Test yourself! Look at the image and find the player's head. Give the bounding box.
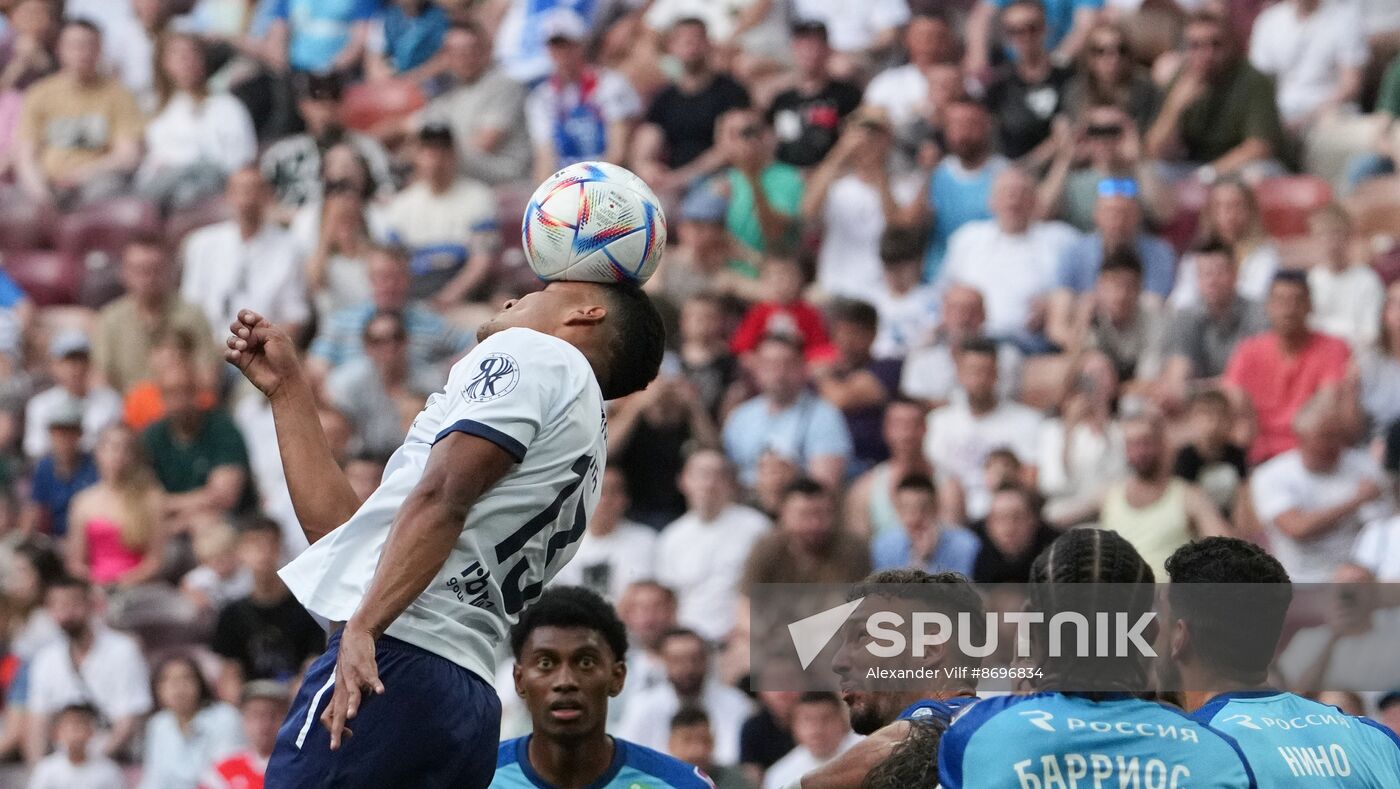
[1162,537,1291,690]
[860,718,947,789]
[510,586,629,741]
[477,282,666,400]
[832,569,985,734]
[1028,528,1156,692]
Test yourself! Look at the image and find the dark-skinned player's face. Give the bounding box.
[514,626,626,740]
[476,282,607,343]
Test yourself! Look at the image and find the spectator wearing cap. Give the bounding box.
[1145,11,1288,183]
[525,8,642,184]
[263,0,376,74]
[259,72,395,213]
[22,331,121,461]
[802,106,921,303]
[812,299,902,473]
[768,21,861,169]
[19,398,97,539]
[925,337,1043,522]
[869,225,940,360]
[715,107,804,263]
[180,167,310,345]
[307,244,472,377]
[324,310,443,457]
[1248,0,1367,136]
[413,22,531,185]
[14,19,143,207]
[977,0,1074,168]
[383,124,499,308]
[911,99,1008,281]
[93,235,218,395]
[201,680,291,789]
[1038,103,1172,234]
[633,18,751,196]
[938,166,1079,352]
[1224,271,1355,465]
[723,334,853,490]
[136,31,258,215]
[966,0,1102,77]
[646,189,763,304]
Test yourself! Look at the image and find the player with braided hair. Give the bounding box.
[938,528,1258,788]
[1167,537,1400,786]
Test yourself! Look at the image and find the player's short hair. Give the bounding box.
[1270,268,1310,297]
[510,586,629,662]
[1188,237,1235,264]
[861,719,947,789]
[879,225,928,266]
[1099,248,1143,280]
[598,283,666,400]
[1165,537,1291,682]
[782,477,829,505]
[56,702,100,722]
[957,336,999,361]
[828,298,879,331]
[670,706,710,730]
[895,474,936,496]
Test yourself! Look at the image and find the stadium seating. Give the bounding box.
[2,249,83,306]
[340,77,425,135]
[55,197,162,308]
[0,197,58,251]
[1255,175,1333,239]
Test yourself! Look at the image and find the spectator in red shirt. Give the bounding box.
[730,252,830,360]
[1223,270,1356,465]
[201,679,289,789]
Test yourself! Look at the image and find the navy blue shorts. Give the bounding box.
[266,629,501,789]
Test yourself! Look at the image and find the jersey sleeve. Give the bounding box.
[433,330,569,462]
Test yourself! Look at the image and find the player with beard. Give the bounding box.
[794,569,981,789]
[1165,537,1400,785]
[491,586,712,788]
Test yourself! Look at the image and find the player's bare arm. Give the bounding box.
[226,309,360,543]
[323,431,515,749]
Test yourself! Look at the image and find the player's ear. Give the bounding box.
[513,662,526,697]
[608,660,627,698]
[1168,618,1190,662]
[562,303,608,327]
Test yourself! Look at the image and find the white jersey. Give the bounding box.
[279,328,607,683]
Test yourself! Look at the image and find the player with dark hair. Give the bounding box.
[938,529,1258,788]
[1166,537,1400,785]
[492,586,712,788]
[800,569,981,789]
[223,280,665,787]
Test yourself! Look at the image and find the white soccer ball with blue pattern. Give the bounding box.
[522,161,668,286]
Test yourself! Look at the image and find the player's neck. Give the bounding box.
[1180,668,1272,712]
[529,731,615,789]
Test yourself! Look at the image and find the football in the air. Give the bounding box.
[521,161,668,285]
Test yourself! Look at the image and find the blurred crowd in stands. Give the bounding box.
[2,0,1400,786]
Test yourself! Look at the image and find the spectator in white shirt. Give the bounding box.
[383,124,499,308]
[938,167,1079,351]
[1252,390,1394,583]
[656,449,770,641]
[761,692,863,789]
[863,10,959,136]
[792,0,910,75]
[22,331,121,461]
[24,576,152,765]
[1306,203,1383,351]
[137,31,257,213]
[925,337,1044,522]
[553,467,658,602]
[608,580,679,728]
[899,284,1022,408]
[139,654,244,789]
[616,628,754,765]
[26,703,123,789]
[869,226,940,361]
[1248,0,1368,133]
[181,167,310,344]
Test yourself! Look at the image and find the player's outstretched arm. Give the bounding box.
[226,309,360,544]
[324,431,515,749]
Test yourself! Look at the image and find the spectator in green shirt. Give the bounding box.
[714,108,804,274]
[141,358,253,521]
[1344,52,1400,190]
[1145,11,1288,184]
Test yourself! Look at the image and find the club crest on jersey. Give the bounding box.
[465,353,520,402]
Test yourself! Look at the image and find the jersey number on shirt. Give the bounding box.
[493,454,595,616]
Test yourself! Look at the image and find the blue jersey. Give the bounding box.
[492,735,714,789]
[939,693,1257,789]
[897,695,980,724]
[1193,690,1400,786]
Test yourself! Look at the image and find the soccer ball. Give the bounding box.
[522,161,668,286]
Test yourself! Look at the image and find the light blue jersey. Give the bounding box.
[939,692,1257,789]
[492,735,714,789]
[1193,690,1400,786]
[897,695,980,724]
